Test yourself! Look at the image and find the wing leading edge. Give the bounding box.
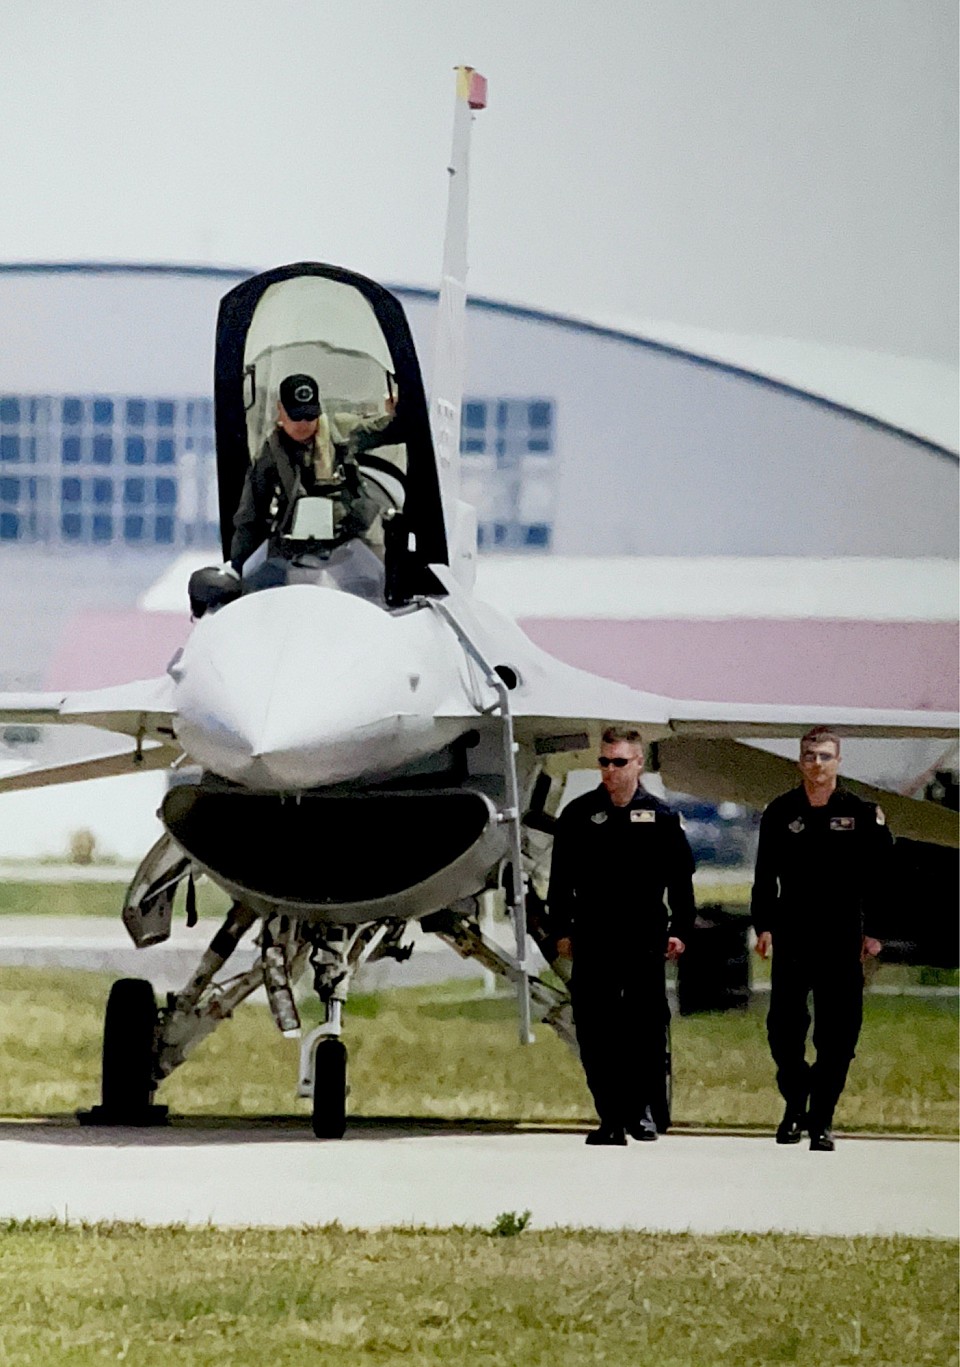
[0,675,179,795]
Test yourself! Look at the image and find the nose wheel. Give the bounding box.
[311,1038,348,1139]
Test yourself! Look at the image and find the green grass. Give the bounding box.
[0,968,955,1133]
[0,1222,954,1366]
[0,880,231,918]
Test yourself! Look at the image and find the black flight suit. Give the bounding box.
[750,784,894,1132]
[547,784,696,1131]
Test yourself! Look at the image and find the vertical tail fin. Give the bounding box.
[430,66,487,589]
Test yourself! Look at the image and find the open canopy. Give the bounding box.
[214,263,448,581]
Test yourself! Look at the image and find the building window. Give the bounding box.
[0,390,222,549]
[461,396,557,552]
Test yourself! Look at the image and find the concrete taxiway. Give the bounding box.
[0,1121,955,1238]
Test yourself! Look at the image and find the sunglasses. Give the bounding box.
[598,756,632,768]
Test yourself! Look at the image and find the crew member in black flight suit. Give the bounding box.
[752,725,893,1152]
[548,727,696,1147]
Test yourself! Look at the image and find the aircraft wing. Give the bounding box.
[508,688,957,846]
[429,576,958,844]
[0,737,180,795]
[654,735,957,846]
[0,675,179,795]
[0,675,176,739]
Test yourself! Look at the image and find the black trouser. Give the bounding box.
[767,952,864,1129]
[572,948,667,1129]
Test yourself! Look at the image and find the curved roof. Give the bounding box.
[1,261,956,457]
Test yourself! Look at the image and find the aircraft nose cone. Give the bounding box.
[174,586,439,788]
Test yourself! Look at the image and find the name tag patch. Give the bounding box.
[830,817,855,831]
[631,810,656,823]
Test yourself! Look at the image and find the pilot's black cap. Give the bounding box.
[279,374,321,420]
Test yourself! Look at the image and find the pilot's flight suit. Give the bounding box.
[229,424,384,575]
[750,784,894,1133]
[547,784,696,1132]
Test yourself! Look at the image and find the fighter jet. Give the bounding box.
[0,68,956,1138]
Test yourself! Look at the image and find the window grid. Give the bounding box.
[0,392,555,552]
[0,394,219,547]
[461,398,556,552]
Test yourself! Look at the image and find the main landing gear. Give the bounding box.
[79,977,168,1126]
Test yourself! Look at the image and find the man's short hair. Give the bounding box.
[800,725,841,754]
[601,726,643,748]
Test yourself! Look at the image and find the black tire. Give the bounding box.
[650,1007,672,1134]
[311,1038,347,1139]
[101,978,158,1116]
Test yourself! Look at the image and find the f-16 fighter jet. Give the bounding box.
[0,68,955,1138]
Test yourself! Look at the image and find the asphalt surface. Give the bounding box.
[0,1120,955,1236]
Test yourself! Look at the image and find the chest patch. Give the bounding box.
[591,812,607,824]
[631,810,656,823]
[788,818,804,834]
[830,816,855,831]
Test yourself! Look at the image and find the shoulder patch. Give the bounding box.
[876,806,886,826]
[631,810,656,823]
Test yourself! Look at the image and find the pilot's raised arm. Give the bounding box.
[329,394,400,457]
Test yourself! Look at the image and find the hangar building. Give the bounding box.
[0,263,955,857]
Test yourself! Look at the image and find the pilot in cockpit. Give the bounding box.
[226,373,398,592]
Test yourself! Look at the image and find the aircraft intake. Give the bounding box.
[161,783,507,923]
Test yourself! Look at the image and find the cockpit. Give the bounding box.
[211,264,447,612]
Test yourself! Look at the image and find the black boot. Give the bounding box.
[627,1105,658,1142]
[775,1102,807,1145]
[585,1123,627,1146]
[808,1125,835,1152]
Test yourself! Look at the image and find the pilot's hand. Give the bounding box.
[666,937,685,960]
[755,931,772,960]
[862,936,883,961]
[555,936,573,960]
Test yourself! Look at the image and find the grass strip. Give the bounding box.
[0,881,230,918]
[0,1222,955,1366]
[0,968,955,1134]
